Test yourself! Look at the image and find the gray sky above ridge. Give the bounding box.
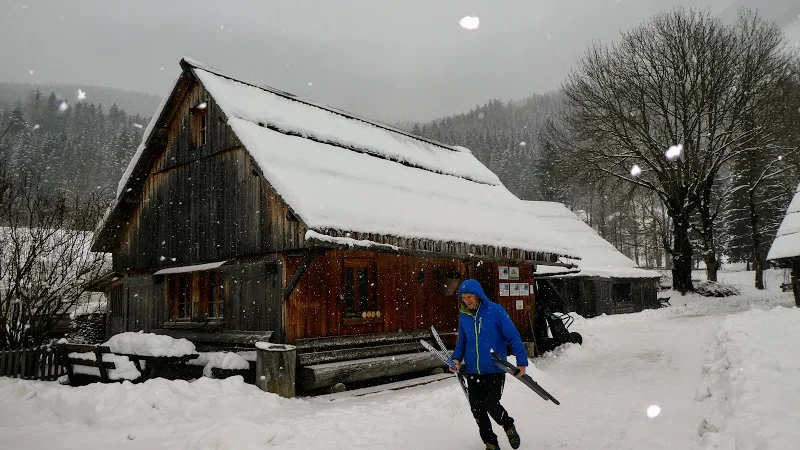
[2,0,799,122]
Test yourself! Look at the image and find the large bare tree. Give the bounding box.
[0,162,109,349]
[553,8,797,293]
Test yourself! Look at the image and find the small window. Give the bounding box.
[190,102,208,147]
[343,260,378,318]
[167,271,224,321]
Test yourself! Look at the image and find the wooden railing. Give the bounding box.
[0,346,65,381]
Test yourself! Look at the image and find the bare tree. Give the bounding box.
[0,162,109,349]
[552,8,797,293]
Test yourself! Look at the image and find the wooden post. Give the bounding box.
[793,261,800,308]
[255,342,297,398]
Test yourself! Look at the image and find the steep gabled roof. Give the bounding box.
[98,58,580,262]
[524,201,659,279]
[767,182,800,262]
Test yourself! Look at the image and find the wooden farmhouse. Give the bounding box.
[767,182,800,307]
[524,202,660,318]
[91,58,580,392]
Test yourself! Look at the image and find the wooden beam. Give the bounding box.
[299,352,446,391]
[283,250,324,301]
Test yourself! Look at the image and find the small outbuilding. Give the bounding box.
[523,201,661,318]
[767,182,800,307]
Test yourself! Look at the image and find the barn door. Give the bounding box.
[221,259,282,337]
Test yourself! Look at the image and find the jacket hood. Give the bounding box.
[457,279,493,312]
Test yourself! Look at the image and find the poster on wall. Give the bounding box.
[499,266,509,280]
[520,283,530,296]
[509,267,520,280]
[499,283,510,296]
[515,299,524,310]
[510,283,521,296]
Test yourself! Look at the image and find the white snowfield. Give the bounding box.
[1,269,797,449]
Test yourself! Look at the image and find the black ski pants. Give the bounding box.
[465,372,514,445]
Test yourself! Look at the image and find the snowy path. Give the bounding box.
[520,313,717,449]
[0,281,796,450]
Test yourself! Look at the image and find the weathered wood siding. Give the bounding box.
[122,274,165,333]
[283,250,466,342]
[586,278,657,316]
[220,259,283,336]
[112,260,282,336]
[113,79,305,272]
[106,283,126,337]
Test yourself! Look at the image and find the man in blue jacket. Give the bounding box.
[451,279,527,450]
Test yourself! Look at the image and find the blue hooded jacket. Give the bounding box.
[451,279,529,374]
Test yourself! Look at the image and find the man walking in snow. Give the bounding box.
[451,279,527,450]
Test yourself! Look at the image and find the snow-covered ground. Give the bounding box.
[1,269,797,449]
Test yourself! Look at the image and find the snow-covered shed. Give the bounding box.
[523,201,660,318]
[767,182,800,306]
[91,58,579,391]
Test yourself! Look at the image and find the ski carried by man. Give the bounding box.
[491,350,560,405]
[419,326,468,400]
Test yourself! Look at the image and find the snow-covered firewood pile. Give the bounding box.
[694,280,741,297]
[66,312,107,344]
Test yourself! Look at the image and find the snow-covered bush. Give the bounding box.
[694,280,740,297]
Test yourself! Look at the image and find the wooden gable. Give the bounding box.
[107,71,308,271]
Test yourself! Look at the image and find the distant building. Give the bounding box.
[523,201,661,317]
[767,183,800,307]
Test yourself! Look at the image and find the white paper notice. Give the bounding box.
[499,266,509,280]
[499,283,510,296]
[515,299,524,310]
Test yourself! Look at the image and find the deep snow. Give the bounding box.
[0,268,797,450]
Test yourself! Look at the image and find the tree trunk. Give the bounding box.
[749,191,765,290]
[703,251,720,282]
[699,188,720,282]
[671,215,694,294]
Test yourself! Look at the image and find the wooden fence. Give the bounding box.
[0,346,65,381]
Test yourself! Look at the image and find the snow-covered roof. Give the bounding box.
[767,182,800,262]
[106,58,579,261]
[524,201,660,279]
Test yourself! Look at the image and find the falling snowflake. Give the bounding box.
[519,141,527,147]
[77,89,86,100]
[28,69,34,75]
[665,144,683,160]
[647,405,661,418]
[459,16,480,30]
[778,155,783,161]
[630,164,642,177]
[133,123,143,128]
[58,101,69,112]
[32,124,40,130]
[308,82,313,86]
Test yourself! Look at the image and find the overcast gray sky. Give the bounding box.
[2,0,798,122]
